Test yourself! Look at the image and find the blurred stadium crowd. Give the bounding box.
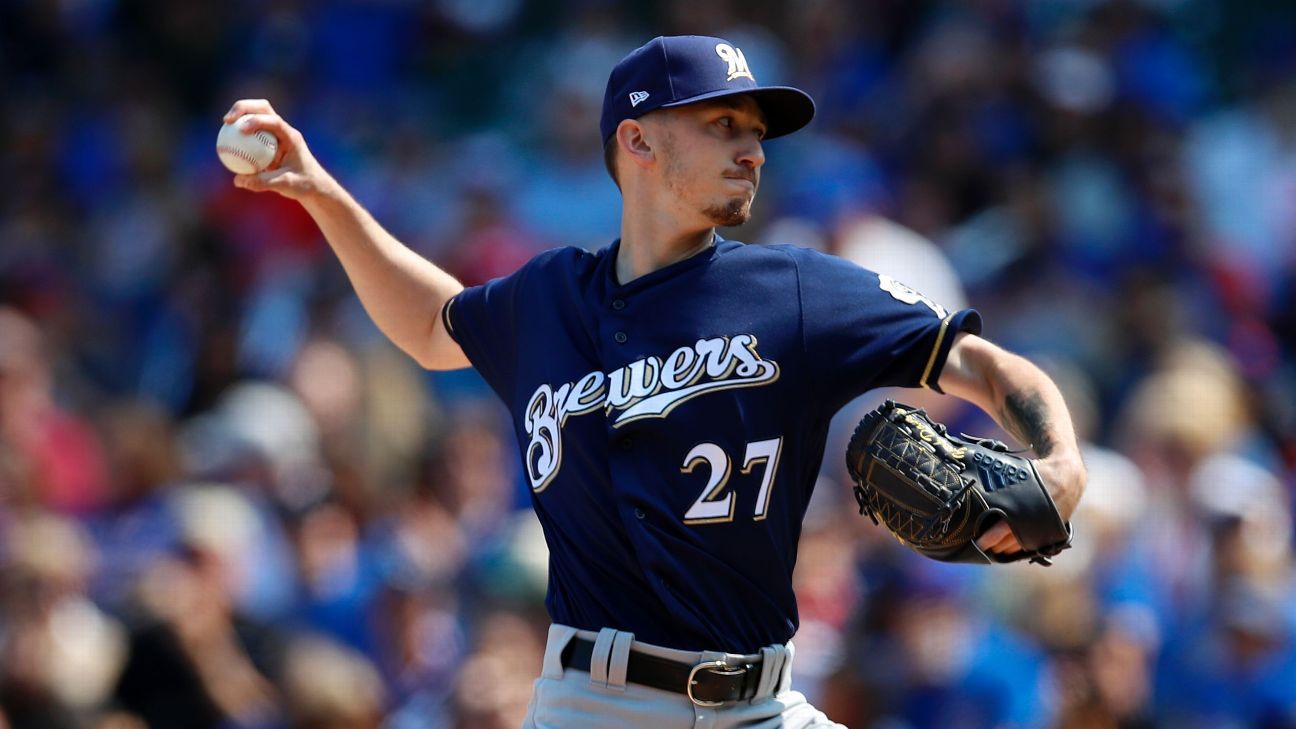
[2,0,1296,727]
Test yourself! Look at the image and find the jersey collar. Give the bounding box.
[602,234,740,297]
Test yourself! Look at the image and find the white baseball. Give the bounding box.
[216,115,278,174]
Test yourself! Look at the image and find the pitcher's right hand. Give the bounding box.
[222,99,337,202]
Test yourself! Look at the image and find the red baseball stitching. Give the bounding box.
[217,131,275,170]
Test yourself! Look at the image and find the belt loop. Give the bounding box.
[777,641,795,694]
[605,631,634,690]
[755,645,782,699]
[589,627,618,688]
[542,625,579,680]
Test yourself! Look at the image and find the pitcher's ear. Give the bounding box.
[617,119,656,169]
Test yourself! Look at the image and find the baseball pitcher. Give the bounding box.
[222,35,1086,729]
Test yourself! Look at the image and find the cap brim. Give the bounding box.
[661,86,816,140]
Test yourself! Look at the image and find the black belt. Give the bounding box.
[560,636,763,706]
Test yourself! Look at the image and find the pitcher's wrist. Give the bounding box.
[1036,450,1085,520]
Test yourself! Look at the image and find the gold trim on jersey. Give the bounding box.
[920,314,955,390]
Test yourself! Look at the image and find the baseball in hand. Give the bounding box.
[216,116,278,174]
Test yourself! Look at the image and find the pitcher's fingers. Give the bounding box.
[233,167,294,192]
[976,521,1015,552]
[232,173,261,191]
[224,99,277,124]
[234,114,300,168]
[234,113,294,140]
[994,537,1023,555]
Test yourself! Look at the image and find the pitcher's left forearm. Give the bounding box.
[939,333,1086,519]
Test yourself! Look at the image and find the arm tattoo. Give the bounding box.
[1001,390,1056,456]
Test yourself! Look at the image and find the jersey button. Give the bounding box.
[634,508,645,520]
[614,331,628,344]
[612,299,626,311]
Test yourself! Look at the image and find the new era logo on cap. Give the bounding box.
[600,35,816,145]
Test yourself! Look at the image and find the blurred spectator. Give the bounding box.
[0,307,110,513]
[289,499,383,658]
[113,487,288,729]
[1051,614,1156,729]
[446,609,544,729]
[1156,576,1296,727]
[823,561,1051,729]
[0,512,127,729]
[88,400,185,608]
[280,634,386,729]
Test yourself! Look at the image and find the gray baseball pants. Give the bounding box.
[521,624,846,729]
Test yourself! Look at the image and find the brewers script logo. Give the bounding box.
[523,334,778,492]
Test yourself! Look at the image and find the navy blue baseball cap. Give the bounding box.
[600,35,816,144]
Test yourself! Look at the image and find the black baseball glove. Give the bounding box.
[845,400,1073,566]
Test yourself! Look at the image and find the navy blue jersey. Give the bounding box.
[442,236,981,653]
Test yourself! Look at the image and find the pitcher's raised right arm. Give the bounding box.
[222,99,469,371]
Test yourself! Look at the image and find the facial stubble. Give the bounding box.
[703,197,753,228]
[660,129,754,228]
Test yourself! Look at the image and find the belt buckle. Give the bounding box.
[686,660,746,707]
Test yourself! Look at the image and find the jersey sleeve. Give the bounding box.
[440,268,527,402]
[788,247,982,411]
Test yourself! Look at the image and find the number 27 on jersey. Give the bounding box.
[680,437,783,525]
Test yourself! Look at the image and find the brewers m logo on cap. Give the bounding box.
[715,43,754,82]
